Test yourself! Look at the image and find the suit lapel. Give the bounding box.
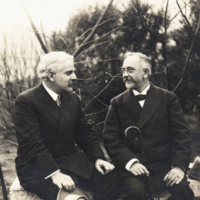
[122,90,142,121]
[137,83,161,129]
[37,83,60,121]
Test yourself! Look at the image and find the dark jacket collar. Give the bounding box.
[122,82,161,129]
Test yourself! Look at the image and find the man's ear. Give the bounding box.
[48,72,54,82]
[143,69,150,78]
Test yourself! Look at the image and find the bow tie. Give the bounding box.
[136,94,146,101]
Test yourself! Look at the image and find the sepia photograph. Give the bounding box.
[0,0,200,199]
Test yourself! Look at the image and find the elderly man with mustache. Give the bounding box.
[14,51,118,200]
[103,52,194,200]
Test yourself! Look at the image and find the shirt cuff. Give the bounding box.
[45,169,60,179]
[125,159,139,171]
[172,165,185,173]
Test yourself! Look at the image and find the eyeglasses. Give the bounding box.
[121,67,135,74]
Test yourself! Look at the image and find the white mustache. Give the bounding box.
[123,77,134,82]
[68,81,74,87]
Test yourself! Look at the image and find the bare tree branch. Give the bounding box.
[80,85,108,108]
[40,19,51,51]
[74,57,121,64]
[85,73,121,111]
[75,40,111,60]
[167,0,192,29]
[173,11,200,92]
[164,0,169,37]
[73,0,115,58]
[68,16,117,50]
[20,0,49,54]
[134,0,162,42]
[176,0,194,36]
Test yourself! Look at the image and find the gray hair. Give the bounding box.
[37,52,74,80]
[124,52,151,74]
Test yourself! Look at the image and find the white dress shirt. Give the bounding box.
[42,82,61,179]
[125,83,150,171]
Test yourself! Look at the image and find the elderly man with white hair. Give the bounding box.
[103,52,194,200]
[14,51,118,200]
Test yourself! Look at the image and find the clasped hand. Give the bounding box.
[164,166,184,186]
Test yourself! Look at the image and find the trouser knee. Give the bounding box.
[120,182,146,199]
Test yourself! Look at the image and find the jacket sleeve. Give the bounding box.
[15,94,59,178]
[168,92,192,171]
[74,96,104,161]
[103,98,137,169]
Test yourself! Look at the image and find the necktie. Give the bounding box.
[136,94,146,101]
[56,95,61,107]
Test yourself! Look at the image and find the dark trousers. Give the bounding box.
[22,168,118,200]
[118,167,194,200]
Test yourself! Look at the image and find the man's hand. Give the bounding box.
[51,171,75,192]
[129,162,149,176]
[95,159,115,175]
[164,166,184,187]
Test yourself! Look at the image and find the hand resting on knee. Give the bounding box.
[129,162,149,176]
[51,171,75,192]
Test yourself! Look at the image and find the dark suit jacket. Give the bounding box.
[103,83,192,172]
[14,83,104,186]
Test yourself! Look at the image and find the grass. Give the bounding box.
[0,130,17,200]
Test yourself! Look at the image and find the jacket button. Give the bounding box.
[154,151,158,154]
[135,137,139,141]
[152,135,156,139]
[137,153,139,156]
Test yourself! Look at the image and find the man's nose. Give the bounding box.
[123,70,129,78]
[71,72,77,80]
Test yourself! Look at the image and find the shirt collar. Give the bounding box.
[42,82,59,101]
[132,83,150,96]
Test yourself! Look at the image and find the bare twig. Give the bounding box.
[167,0,192,29]
[68,16,117,51]
[75,40,111,59]
[176,0,194,36]
[85,73,121,110]
[67,26,120,53]
[86,107,108,117]
[74,57,121,64]
[134,0,162,42]
[173,11,200,92]
[94,121,105,127]
[40,19,50,51]
[7,81,29,89]
[0,55,39,61]
[19,0,49,54]
[80,85,108,108]
[164,0,169,38]
[73,0,115,58]
[0,98,15,104]
[7,140,18,146]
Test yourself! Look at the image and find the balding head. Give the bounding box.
[121,52,151,92]
[124,52,151,76]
